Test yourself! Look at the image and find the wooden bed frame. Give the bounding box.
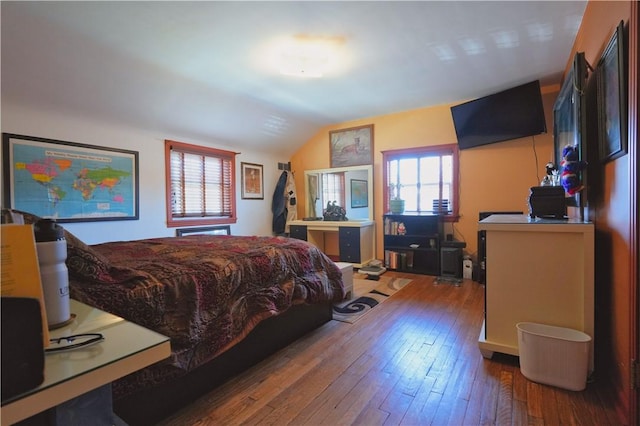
[114,302,333,425]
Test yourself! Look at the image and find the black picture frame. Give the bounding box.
[176,225,231,236]
[553,52,588,168]
[2,133,139,222]
[597,21,627,163]
[553,52,589,214]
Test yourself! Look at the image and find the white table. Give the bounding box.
[1,299,171,425]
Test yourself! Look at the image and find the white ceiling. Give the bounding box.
[1,1,586,157]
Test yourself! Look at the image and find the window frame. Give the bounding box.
[165,139,237,228]
[381,144,460,222]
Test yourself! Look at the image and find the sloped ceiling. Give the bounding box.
[1,1,586,156]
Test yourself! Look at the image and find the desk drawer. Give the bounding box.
[339,227,361,263]
[289,225,307,241]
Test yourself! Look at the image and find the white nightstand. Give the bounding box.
[1,299,171,425]
[335,262,353,299]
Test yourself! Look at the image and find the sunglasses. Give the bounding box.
[45,333,104,353]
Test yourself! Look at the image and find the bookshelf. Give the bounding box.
[383,213,441,275]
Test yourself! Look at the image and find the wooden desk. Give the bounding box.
[1,300,171,425]
[289,220,375,267]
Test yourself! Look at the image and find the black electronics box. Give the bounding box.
[440,247,463,279]
[1,297,45,402]
[441,240,466,248]
[528,186,567,219]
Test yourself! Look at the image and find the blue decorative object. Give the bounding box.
[560,145,587,196]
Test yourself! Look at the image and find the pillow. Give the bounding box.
[2,209,151,284]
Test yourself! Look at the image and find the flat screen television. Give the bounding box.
[451,80,547,150]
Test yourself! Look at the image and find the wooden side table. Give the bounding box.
[1,299,171,425]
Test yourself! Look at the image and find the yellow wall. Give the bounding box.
[291,90,557,261]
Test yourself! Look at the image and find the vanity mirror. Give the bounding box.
[304,165,373,221]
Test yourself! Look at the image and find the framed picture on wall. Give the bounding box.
[241,162,264,199]
[2,133,139,222]
[329,124,373,168]
[597,20,627,163]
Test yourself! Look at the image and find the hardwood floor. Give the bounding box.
[158,272,621,425]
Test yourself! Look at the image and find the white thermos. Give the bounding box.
[34,219,71,328]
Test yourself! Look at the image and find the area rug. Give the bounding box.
[333,275,412,323]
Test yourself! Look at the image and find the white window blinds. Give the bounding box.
[167,141,235,220]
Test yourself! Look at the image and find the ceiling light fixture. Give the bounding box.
[277,35,343,78]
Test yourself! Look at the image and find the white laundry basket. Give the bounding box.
[516,322,591,391]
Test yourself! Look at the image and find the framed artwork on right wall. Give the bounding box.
[597,20,628,163]
[553,51,589,214]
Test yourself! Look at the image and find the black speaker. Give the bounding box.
[440,247,462,278]
[1,297,45,402]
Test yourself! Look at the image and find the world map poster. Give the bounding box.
[4,134,139,222]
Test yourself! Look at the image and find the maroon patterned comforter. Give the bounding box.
[67,234,344,396]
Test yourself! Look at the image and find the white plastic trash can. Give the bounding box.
[516,322,591,391]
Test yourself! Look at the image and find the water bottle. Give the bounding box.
[34,219,70,328]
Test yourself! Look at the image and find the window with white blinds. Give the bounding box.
[165,140,236,227]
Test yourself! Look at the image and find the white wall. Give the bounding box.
[1,102,286,244]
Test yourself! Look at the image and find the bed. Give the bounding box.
[3,209,345,425]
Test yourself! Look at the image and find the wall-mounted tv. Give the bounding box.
[451,80,547,150]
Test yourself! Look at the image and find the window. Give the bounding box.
[165,140,236,227]
[321,172,344,211]
[382,144,459,221]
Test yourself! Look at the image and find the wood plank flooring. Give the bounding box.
[158,272,621,425]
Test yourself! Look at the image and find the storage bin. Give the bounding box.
[516,322,591,391]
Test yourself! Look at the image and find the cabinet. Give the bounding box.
[383,213,442,275]
[338,227,361,263]
[288,220,375,267]
[477,214,594,372]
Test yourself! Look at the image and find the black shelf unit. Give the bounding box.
[383,213,442,275]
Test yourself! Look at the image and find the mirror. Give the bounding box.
[304,165,373,221]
